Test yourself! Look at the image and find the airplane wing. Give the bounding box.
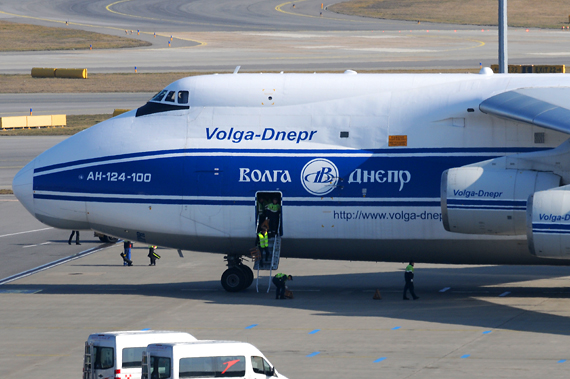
[479,88,570,134]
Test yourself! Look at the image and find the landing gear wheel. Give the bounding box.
[221,268,246,292]
[239,264,254,289]
[99,235,119,243]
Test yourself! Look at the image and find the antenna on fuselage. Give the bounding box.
[233,66,241,74]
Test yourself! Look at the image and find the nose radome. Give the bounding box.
[13,160,35,217]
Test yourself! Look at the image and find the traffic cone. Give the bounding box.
[373,289,382,300]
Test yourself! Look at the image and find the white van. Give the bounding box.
[83,330,197,379]
[142,341,288,379]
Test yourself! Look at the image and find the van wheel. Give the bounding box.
[221,268,246,292]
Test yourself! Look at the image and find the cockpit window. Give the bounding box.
[178,91,189,104]
[152,90,167,102]
[164,91,176,102]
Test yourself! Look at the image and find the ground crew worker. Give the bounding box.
[265,197,281,234]
[68,230,80,245]
[122,240,133,266]
[258,226,269,262]
[257,196,267,221]
[148,245,160,266]
[403,260,419,300]
[272,273,292,299]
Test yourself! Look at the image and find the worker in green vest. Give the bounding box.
[265,197,281,234]
[258,226,269,261]
[272,273,293,299]
[148,245,160,266]
[403,260,419,300]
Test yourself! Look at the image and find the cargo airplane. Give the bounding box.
[13,68,570,291]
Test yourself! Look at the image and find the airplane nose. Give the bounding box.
[13,160,35,217]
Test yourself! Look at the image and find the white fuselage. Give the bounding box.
[13,72,570,265]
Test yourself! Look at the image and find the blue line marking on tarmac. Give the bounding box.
[0,243,119,286]
[0,289,42,294]
[461,354,470,359]
[306,352,320,358]
[482,330,492,334]
[392,326,401,330]
[308,329,320,334]
[499,291,511,297]
[374,357,387,363]
[141,328,150,331]
[558,359,566,363]
[245,324,258,329]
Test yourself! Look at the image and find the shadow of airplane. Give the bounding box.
[6,264,570,335]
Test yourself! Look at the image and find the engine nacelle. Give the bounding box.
[527,186,570,259]
[441,167,560,235]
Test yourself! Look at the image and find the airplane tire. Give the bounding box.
[221,268,246,292]
[239,265,254,289]
[99,235,119,243]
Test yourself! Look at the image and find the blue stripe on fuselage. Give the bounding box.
[32,148,548,200]
[33,147,547,174]
[31,194,440,207]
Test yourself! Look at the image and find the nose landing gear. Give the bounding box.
[221,255,254,292]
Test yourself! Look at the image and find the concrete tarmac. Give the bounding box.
[1,231,570,378]
[1,1,570,73]
[2,2,570,378]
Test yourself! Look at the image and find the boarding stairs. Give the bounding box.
[254,219,282,293]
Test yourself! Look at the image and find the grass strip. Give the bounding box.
[0,69,480,93]
[0,20,150,51]
[329,0,570,29]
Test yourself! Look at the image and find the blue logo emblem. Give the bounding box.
[301,159,339,196]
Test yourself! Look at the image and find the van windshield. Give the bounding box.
[94,346,114,370]
[179,356,246,378]
[123,347,146,368]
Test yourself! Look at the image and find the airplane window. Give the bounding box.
[164,91,176,102]
[152,90,167,102]
[178,91,189,104]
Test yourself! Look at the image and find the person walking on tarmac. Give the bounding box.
[121,240,133,266]
[68,230,80,245]
[148,245,160,266]
[403,260,419,300]
[265,197,281,234]
[258,226,270,262]
[272,273,293,299]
